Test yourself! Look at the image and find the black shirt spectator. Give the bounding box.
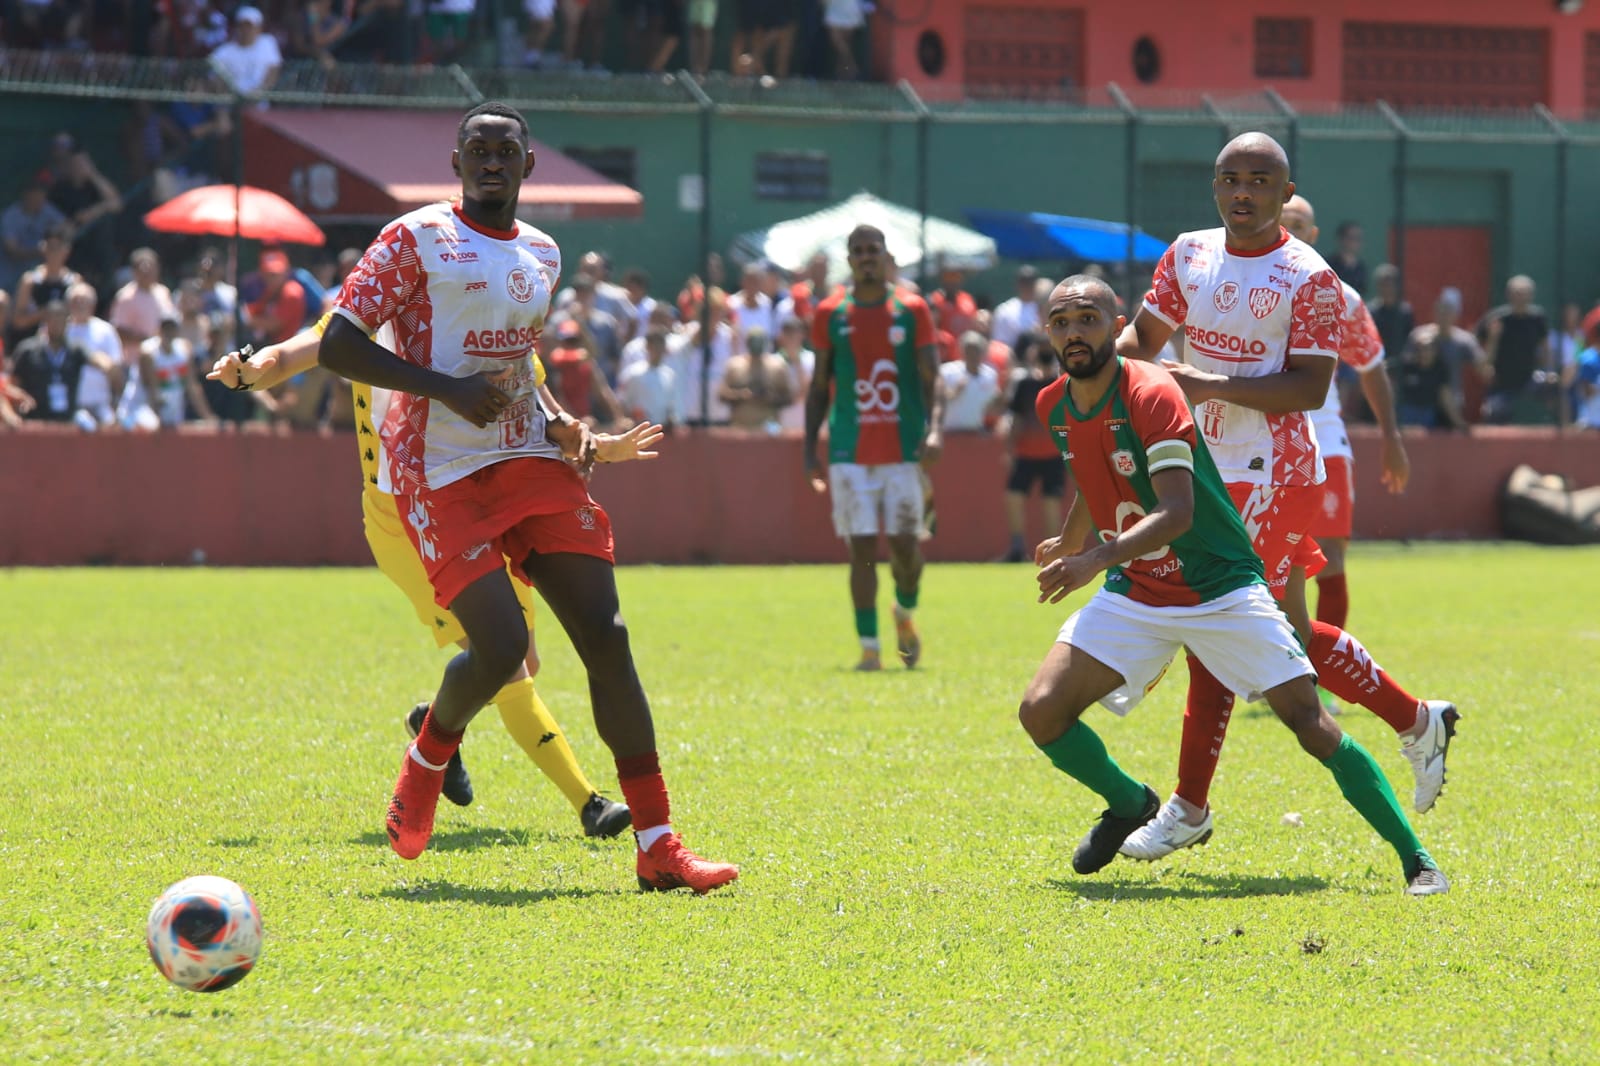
[1367,264,1413,362]
[11,329,91,423]
[1477,275,1551,422]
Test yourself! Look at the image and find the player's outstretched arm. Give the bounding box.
[1037,468,1193,604]
[1161,350,1335,414]
[1117,307,1176,362]
[594,421,664,463]
[207,327,321,393]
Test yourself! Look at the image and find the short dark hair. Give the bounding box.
[847,224,886,250]
[1336,220,1361,238]
[458,101,529,142]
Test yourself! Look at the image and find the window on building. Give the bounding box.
[962,5,1085,97]
[1255,17,1312,79]
[754,151,830,201]
[562,146,638,190]
[1343,22,1549,109]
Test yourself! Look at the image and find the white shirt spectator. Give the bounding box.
[730,291,776,350]
[991,294,1041,349]
[65,313,122,423]
[619,328,686,379]
[211,26,281,95]
[777,347,815,432]
[674,322,734,424]
[939,359,1000,431]
[618,360,678,426]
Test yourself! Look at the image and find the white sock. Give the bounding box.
[407,743,449,772]
[636,824,673,852]
[893,604,913,623]
[860,637,881,652]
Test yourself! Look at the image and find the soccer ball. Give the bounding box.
[146,875,263,992]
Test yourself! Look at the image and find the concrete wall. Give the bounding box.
[3,428,1595,568]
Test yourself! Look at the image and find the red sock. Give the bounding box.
[414,706,464,767]
[1315,572,1349,630]
[1175,654,1235,811]
[616,751,671,836]
[1309,621,1421,734]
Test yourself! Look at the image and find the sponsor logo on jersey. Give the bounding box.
[1313,284,1341,326]
[464,280,488,292]
[1266,273,1294,291]
[1112,449,1136,477]
[461,542,492,561]
[1186,283,1200,293]
[1214,282,1240,313]
[440,251,479,263]
[1249,288,1282,319]
[854,358,901,420]
[888,325,906,346]
[369,243,396,268]
[1184,325,1269,361]
[507,267,535,304]
[463,325,540,358]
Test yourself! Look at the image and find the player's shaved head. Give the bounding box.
[1283,194,1314,223]
[1049,274,1118,315]
[1216,132,1289,177]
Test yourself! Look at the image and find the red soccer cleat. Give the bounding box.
[635,834,740,894]
[385,744,445,860]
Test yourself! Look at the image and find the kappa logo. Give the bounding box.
[461,542,492,561]
[1249,287,1282,319]
[506,267,534,304]
[1112,449,1136,477]
[1214,282,1240,313]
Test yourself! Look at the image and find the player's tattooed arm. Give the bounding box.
[207,327,321,393]
[1037,469,1193,604]
[1117,307,1177,362]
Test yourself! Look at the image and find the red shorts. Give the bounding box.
[1226,481,1327,601]
[397,457,615,609]
[1308,456,1354,540]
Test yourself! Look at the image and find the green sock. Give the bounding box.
[1321,734,1430,872]
[894,586,918,610]
[854,608,878,639]
[1038,720,1148,817]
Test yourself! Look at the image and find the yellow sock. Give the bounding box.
[492,677,597,813]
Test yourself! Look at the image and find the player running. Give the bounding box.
[1020,275,1446,895]
[1115,134,1457,862]
[209,319,648,840]
[804,224,944,671]
[1278,195,1411,709]
[315,101,736,892]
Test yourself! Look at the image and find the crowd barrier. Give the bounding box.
[2,427,1595,567]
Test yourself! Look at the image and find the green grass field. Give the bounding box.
[3,545,1599,1064]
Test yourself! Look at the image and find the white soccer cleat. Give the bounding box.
[1400,700,1460,813]
[1118,796,1214,861]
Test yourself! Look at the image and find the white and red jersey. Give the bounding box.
[1310,279,1385,462]
[1143,227,1344,487]
[332,201,564,495]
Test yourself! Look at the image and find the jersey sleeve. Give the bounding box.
[527,235,562,296]
[1288,268,1344,359]
[1131,365,1197,475]
[333,220,423,334]
[1141,243,1188,328]
[1341,295,1385,371]
[909,294,935,347]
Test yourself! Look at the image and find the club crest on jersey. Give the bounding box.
[1248,288,1282,319]
[1112,449,1136,477]
[506,267,534,304]
[888,325,906,346]
[576,505,598,530]
[1213,282,1240,313]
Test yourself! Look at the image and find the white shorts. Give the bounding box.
[829,461,924,539]
[1057,583,1314,717]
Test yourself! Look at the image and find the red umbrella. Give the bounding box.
[144,184,325,246]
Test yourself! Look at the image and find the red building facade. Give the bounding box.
[879,1,1600,115]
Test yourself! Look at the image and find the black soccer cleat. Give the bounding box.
[580,793,633,838]
[405,702,474,808]
[1072,784,1160,875]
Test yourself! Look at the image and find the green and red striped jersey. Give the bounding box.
[1037,357,1264,607]
[813,287,935,465]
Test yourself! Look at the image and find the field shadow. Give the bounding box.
[372,880,623,907]
[348,826,580,852]
[1046,872,1329,901]
[213,835,260,848]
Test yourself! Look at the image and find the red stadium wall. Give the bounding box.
[1,429,1596,567]
[884,0,1600,115]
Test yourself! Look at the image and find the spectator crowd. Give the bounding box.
[1,0,879,82]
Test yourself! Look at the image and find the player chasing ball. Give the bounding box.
[1113,133,1457,861]
[210,320,650,840]
[804,224,944,671]
[1019,274,1447,895]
